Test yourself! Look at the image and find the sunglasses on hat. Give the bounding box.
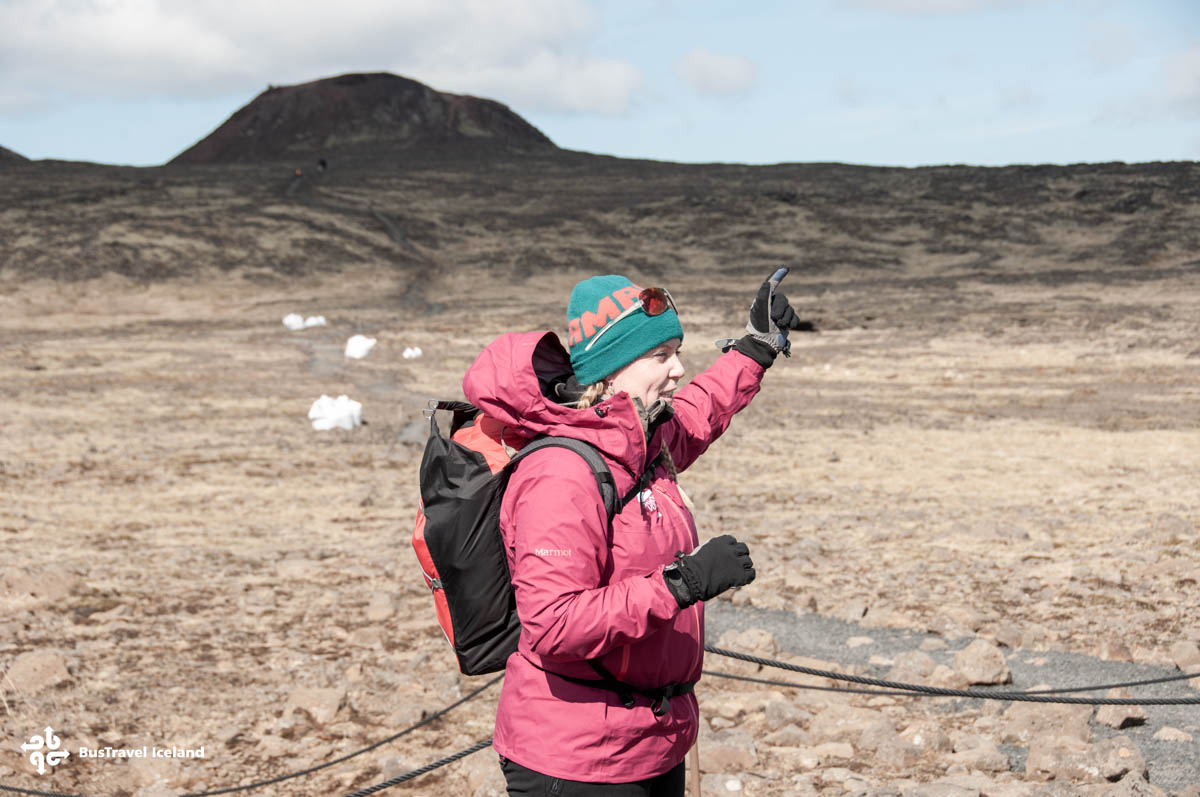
[584,287,677,352]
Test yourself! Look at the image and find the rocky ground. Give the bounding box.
[1,156,1198,796]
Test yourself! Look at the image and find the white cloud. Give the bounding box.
[417,50,643,115]
[0,0,642,115]
[1161,42,1200,118]
[847,0,1044,12]
[1084,20,1139,69]
[997,84,1041,109]
[674,48,756,97]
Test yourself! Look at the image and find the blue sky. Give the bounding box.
[1,0,1197,167]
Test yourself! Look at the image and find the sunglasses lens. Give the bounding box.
[640,287,672,316]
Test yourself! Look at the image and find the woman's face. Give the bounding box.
[607,338,685,407]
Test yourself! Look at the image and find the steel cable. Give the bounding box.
[5,646,1197,797]
[704,645,1200,705]
[342,737,494,797]
[0,675,502,797]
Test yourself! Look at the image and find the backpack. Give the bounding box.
[412,400,621,675]
[412,399,694,714]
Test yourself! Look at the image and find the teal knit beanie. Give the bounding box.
[566,275,683,386]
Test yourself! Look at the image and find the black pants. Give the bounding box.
[500,756,686,797]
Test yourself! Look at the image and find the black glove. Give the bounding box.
[717,267,807,368]
[662,534,756,608]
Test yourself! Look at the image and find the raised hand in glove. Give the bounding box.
[662,534,756,608]
[719,266,808,368]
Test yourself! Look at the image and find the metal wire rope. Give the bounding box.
[6,645,1198,797]
[342,737,494,797]
[704,645,1200,705]
[0,675,502,797]
[706,662,1200,696]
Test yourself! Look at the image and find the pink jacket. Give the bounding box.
[462,330,764,782]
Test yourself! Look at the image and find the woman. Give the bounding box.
[462,269,804,796]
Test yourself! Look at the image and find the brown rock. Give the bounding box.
[1095,688,1147,729]
[1090,737,1148,782]
[874,736,921,769]
[1025,734,1089,781]
[1,568,82,602]
[887,650,938,684]
[763,723,810,747]
[900,722,953,753]
[4,650,71,694]
[810,741,854,760]
[857,719,900,752]
[1000,700,1092,744]
[1025,734,1146,783]
[699,728,757,773]
[991,622,1024,650]
[700,773,748,795]
[953,638,1011,685]
[928,664,971,690]
[1099,772,1169,796]
[949,734,1010,773]
[713,628,778,675]
[1170,640,1200,672]
[284,687,345,725]
[1095,638,1134,662]
[720,627,778,656]
[255,734,295,759]
[457,748,506,797]
[764,698,811,731]
[809,703,886,743]
[363,593,395,622]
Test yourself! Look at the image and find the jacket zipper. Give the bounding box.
[653,480,703,679]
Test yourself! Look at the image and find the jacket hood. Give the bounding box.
[462,330,649,477]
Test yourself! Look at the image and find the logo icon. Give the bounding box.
[638,488,660,519]
[22,726,69,775]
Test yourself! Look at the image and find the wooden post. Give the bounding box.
[687,740,701,797]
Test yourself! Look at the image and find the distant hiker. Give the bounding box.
[460,269,807,795]
[317,158,327,171]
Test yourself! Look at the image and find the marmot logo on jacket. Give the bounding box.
[535,547,572,557]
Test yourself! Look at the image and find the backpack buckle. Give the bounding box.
[651,695,670,716]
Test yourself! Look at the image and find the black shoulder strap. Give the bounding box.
[507,437,619,524]
[618,449,665,511]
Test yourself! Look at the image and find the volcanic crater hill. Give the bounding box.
[169,72,556,167]
[0,144,28,164]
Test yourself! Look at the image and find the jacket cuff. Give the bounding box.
[730,335,778,369]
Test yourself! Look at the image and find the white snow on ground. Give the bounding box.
[402,346,423,359]
[344,335,377,359]
[283,313,327,330]
[308,394,362,430]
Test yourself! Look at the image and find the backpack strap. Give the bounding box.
[426,399,481,436]
[618,449,665,511]
[506,436,620,524]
